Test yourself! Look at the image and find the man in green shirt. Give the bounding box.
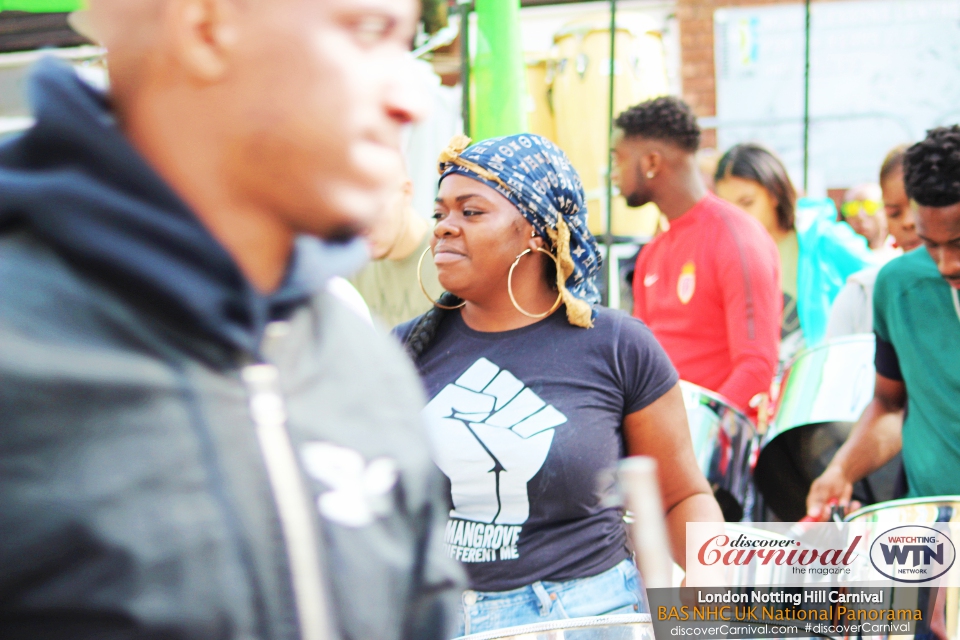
[352,175,440,328]
[807,125,960,517]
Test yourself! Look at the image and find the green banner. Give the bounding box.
[471,0,527,140]
[0,0,84,11]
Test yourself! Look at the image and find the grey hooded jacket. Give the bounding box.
[0,60,463,640]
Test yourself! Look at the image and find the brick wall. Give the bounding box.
[678,0,837,149]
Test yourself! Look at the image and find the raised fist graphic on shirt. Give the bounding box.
[423,358,567,525]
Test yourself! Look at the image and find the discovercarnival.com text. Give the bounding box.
[670,625,799,636]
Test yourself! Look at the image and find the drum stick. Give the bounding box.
[618,456,674,589]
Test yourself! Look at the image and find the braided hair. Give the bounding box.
[403,293,462,360]
[904,126,960,207]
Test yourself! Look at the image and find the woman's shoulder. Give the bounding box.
[588,307,679,405]
[590,304,630,323]
[586,305,658,344]
[392,315,421,344]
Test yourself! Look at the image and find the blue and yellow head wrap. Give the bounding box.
[438,133,601,328]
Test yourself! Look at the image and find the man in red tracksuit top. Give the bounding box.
[613,97,781,417]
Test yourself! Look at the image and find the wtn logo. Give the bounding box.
[870,526,956,583]
[880,543,943,566]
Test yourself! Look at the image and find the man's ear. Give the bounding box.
[168,0,242,81]
[641,151,663,178]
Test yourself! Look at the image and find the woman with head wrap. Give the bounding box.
[395,134,722,635]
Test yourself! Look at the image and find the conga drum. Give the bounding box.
[755,335,903,521]
[456,614,654,640]
[845,498,960,640]
[551,17,667,238]
[680,381,758,522]
[525,53,557,141]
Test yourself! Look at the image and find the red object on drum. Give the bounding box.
[718,427,731,474]
[798,498,839,523]
[748,442,760,471]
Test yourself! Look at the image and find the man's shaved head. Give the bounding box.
[87,0,164,93]
[86,0,424,291]
[88,0,164,41]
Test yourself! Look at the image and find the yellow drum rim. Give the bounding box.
[552,23,642,42]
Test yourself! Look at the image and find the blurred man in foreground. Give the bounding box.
[808,125,960,517]
[0,1,463,639]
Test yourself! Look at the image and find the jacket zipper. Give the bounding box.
[242,363,333,640]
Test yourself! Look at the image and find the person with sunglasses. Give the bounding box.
[827,146,923,338]
[352,171,440,327]
[840,183,900,260]
[397,133,723,636]
[715,143,875,362]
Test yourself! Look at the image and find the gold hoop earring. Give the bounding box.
[508,248,563,319]
[418,246,466,310]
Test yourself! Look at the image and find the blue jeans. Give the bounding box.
[456,558,647,637]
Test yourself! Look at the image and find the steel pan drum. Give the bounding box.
[755,336,902,521]
[845,498,960,640]
[456,614,654,640]
[680,381,758,522]
[845,496,960,525]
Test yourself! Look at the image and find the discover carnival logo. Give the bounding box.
[869,526,956,583]
[697,532,862,575]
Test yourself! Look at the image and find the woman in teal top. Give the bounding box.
[714,144,875,360]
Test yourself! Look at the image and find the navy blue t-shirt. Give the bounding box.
[395,306,678,592]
